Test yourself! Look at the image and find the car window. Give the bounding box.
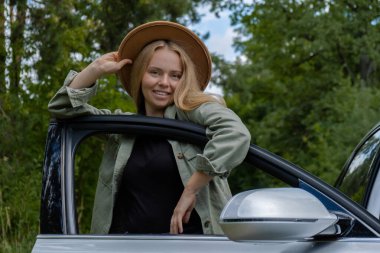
[367,167,380,219]
[337,130,380,205]
[74,134,104,234]
[74,133,289,234]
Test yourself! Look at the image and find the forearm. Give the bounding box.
[184,171,213,195]
[48,70,114,118]
[69,64,101,89]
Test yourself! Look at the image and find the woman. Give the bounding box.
[48,21,251,235]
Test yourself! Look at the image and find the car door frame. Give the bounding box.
[40,115,380,237]
[335,123,380,219]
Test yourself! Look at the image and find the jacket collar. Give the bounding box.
[164,104,177,119]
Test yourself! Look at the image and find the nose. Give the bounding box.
[159,74,170,86]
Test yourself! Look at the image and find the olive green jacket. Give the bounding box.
[48,71,251,235]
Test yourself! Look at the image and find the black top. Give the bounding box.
[110,135,203,234]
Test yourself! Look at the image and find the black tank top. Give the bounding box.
[110,135,203,234]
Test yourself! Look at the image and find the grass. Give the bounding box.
[0,197,38,253]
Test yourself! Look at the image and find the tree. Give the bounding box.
[0,0,5,92]
[8,0,27,93]
[91,0,206,52]
[215,0,380,183]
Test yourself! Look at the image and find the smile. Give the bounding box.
[153,90,171,96]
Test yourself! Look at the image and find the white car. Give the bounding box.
[32,115,380,252]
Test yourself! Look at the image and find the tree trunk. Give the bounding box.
[0,0,6,93]
[9,0,27,94]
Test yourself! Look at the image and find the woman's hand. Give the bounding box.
[170,188,197,234]
[170,171,213,234]
[90,52,132,78]
[69,52,132,89]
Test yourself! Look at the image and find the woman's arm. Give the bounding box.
[170,102,251,234]
[48,52,132,118]
[178,102,251,177]
[69,52,131,89]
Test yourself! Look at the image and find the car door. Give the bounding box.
[32,115,380,253]
[335,123,380,219]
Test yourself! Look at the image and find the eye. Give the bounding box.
[171,72,182,80]
[148,68,160,76]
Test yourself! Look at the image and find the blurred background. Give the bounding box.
[1,0,380,252]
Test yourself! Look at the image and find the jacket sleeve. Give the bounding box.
[48,70,114,118]
[178,102,251,178]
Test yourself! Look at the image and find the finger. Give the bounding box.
[171,212,185,234]
[178,217,183,234]
[183,210,191,224]
[170,215,178,234]
[111,52,117,61]
[118,59,132,67]
[115,52,124,61]
[104,52,117,60]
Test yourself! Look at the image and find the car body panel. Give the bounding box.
[32,235,380,253]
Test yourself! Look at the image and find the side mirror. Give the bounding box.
[219,188,338,241]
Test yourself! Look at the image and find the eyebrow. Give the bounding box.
[147,66,182,73]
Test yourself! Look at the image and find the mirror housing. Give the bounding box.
[219,188,338,241]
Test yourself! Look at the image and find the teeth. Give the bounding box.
[154,91,169,96]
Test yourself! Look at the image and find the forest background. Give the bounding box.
[1,0,380,252]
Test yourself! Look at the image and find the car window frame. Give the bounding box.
[367,165,380,219]
[336,124,380,213]
[42,115,380,237]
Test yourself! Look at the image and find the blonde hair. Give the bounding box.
[129,40,225,114]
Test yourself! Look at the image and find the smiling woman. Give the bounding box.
[133,42,183,117]
[47,20,251,236]
[141,47,181,117]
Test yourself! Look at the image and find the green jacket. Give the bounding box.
[48,71,251,235]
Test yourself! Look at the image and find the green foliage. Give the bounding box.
[0,0,217,251]
[228,162,287,195]
[215,0,380,184]
[0,94,42,252]
[74,135,105,233]
[83,0,208,52]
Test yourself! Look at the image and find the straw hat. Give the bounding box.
[117,21,212,94]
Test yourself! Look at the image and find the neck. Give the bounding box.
[145,109,164,118]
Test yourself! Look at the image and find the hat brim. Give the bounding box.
[117,21,212,94]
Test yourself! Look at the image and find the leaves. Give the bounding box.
[216,0,380,185]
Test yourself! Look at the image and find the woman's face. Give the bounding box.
[141,47,182,117]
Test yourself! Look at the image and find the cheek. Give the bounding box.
[141,83,151,100]
[141,73,149,87]
[141,75,151,91]
[171,80,180,92]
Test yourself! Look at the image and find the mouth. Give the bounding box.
[153,90,171,97]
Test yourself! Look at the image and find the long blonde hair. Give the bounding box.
[129,40,225,114]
